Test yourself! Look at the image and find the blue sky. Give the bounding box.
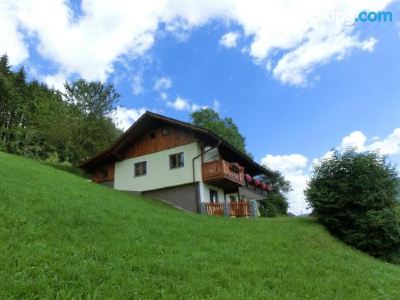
[1,0,399,213]
[113,18,400,160]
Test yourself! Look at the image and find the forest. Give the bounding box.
[0,55,121,167]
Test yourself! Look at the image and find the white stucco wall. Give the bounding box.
[198,182,226,203]
[114,142,202,192]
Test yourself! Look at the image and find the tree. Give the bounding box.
[63,80,122,164]
[306,150,400,263]
[190,108,251,157]
[0,54,11,75]
[259,200,277,217]
[258,168,291,216]
[0,56,122,166]
[63,79,120,117]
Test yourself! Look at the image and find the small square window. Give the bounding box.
[169,152,184,169]
[162,128,170,136]
[134,161,147,177]
[150,130,156,139]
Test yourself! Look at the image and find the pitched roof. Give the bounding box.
[80,111,271,176]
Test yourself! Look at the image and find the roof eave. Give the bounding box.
[79,111,271,176]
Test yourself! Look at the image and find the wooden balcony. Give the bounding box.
[202,160,245,192]
[204,202,251,217]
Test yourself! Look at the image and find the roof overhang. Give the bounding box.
[80,111,271,176]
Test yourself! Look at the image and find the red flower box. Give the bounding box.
[245,173,253,183]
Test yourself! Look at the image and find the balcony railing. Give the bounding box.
[204,203,225,216]
[203,202,251,217]
[202,159,245,186]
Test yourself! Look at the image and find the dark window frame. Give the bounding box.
[169,152,184,169]
[134,161,147,177]
[209,189,219,203]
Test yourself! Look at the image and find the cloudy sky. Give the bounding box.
[1,0,400,214]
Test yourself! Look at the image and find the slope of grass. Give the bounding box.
[0,152,399,299]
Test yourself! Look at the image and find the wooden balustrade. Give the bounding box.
[229,202,250,217]
[202,159,245,186]
[204,201,251,217]
[204,203,225,216]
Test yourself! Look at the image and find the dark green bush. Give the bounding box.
[306,150,400,263]
[259,194,288,218]
[259,201,277,217]
[268,193,289,215]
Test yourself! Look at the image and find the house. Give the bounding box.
[80,111,271,216]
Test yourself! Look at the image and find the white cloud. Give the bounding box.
[167,96,190,111]
[0,2,29,65]
[368,129,400,155]
[273,35,378,86]
[213,99,220,112]
[261,128,400,215]
[167,96,207,111]
[160,92,168,100]
[131,75,144,95]
[41,72,67,92]
[220,31,239,48]
[10,0,161,81]
[112,106,147,131]
[0,0,393,85]
[261,154,308,174]
[340,131,367,151]
[361,38,377,52]
[190,103,202,111]
[340,128,400,155]
[154,77,172,91]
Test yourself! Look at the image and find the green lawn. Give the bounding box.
[0,152,399,299]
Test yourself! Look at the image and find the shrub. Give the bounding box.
[259,201,277,217]
[306,150,400,263]
[268,193,289,215]
[45,152,61,164]
[259,193,289,217]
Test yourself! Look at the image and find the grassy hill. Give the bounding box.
[1,152,399,299]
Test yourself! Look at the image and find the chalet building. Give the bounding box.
[80,112,271,216]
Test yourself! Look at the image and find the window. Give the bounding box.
[134,161,147,177]
[203,146,219,162]
[150,130,156,139]
[169,152,184,169]
[162,128,170,136]
[210,189,218,203]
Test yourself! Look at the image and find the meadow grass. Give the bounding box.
[0,152,399,299]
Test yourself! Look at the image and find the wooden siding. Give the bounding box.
[92,162,114,183]
[123,126,196,159]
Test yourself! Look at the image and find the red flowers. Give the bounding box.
[245,173,271,192]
